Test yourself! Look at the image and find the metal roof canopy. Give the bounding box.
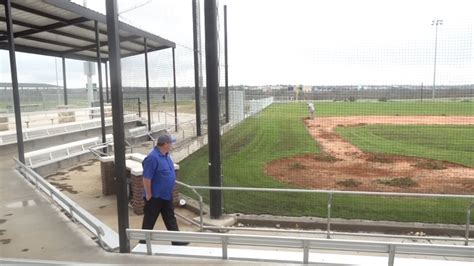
[0,0,176,62]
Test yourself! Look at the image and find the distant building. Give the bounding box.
[302,85,313,92]
[0,82,61,90]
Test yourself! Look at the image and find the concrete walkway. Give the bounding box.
[0,154,265,265]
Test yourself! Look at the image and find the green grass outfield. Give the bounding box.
[313,101,474,116]
[179,101,474,224]
[336,125,474,167]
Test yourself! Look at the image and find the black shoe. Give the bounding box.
[138,240,146,244]
[172,241,190,246]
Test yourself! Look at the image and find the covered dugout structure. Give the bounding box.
[1,0,178,252]
[0,0,177,162]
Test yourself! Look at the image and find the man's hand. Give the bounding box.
[143,178,152,202]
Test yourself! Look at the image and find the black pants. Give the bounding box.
[141,197,179,232]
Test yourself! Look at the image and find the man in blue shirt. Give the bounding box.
[140,134,188,245]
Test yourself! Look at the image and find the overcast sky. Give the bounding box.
[1,0,473,87]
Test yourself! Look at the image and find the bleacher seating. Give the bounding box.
[0,114,138,145]
[25,134,113,168]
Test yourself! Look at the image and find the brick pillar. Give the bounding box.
[173,164,180,206]
[131,173,144,215]
[100,161,116,195]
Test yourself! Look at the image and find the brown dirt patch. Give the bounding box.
[265,116,474,194]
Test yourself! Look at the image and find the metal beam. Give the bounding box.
[105,0,130,253]
[20,35,87,50]
[144,38,151,131]
[9,1,72,23]
[7,0,144,51]
[192,0,202,136]
[62,35,141,55]
[74,22,145,50]
[120,45,170,59]
[204,0,223,219]
[0,42,103,62]
[0,17,105,47]
[44,0,176,49]
[4,0,25,163]
[95,20,106,149]
[62,40,108,55]
[0,16,133,56]
[0,16,89,41]
[2,0,173,56]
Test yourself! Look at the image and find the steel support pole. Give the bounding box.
[105,0,130,253]
[224,5,229,124]
[144,38,151,131]
[5,0,25,163]
[105,61,109,103]
[94,20,106,147]
[204,0,222,219]
[192,0,202,136]
[172,48,178,132]
[62,56,68,105]
[432,25,438,100]
[420,82,423,102]
[432,20,442,100]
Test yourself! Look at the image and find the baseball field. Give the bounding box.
[179,101,474,224]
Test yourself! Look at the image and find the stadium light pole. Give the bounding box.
[431,19,443,100]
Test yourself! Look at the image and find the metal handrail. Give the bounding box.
[156,110,177,129]
[175,119,196,140]
[176,181,204,231]
[88,140,114,157]
[176,182,474,245]
[189,184,474,199]
[127,229,474,265]
[14,158,109,250]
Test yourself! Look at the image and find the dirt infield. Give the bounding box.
[265,116,474,194]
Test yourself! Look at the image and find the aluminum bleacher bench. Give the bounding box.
[25,134,113,168]
[0,114,138,145]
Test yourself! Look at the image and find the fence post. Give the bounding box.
[146,232,152,255]
[388,244,396,266]
[199,195,204,231]
[466,200,473,246]
[326,192,333,239]
[222,235,228,259]
[303,240,309,264]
